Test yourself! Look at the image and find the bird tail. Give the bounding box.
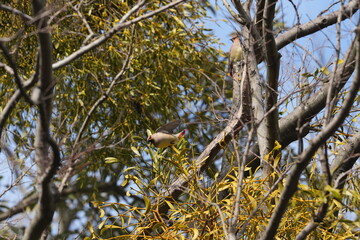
[176,129,187,139]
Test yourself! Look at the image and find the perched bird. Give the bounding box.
[228,34,243,76]
[147,120,186,148]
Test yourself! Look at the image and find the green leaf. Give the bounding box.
[320,67,330,75]
[104,157,120,164]
[324,185,342,199]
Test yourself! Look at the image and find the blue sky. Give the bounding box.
[207,0,349,51]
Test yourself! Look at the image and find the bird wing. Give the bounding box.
[156,120,182,134]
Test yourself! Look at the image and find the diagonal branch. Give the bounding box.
[275,0,359,50]
[331,130,360,189]
[260,27,360,240]
[0,71,39,139]
[296,130,360,240]
[0,4,33,21]
[158,102,246,214]
[0,42,34,105]
[52,0,187,70]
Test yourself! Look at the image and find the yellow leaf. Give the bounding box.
[273,140,282,150]
[192,228,199,240]
[165,200,174,210]
[88,221,94,234]
[247,194,257,209]
[320,67,330,75]
[146,129,152,137]
[99,208,105,218]
[273,153,281,169]
[104,157,120,164]
[324,185,342,199]
[78,99,84,107]
[144,196,151,214]
[98,219,106,229]
[131,146,141,156]
[104,224,122,229]
[173,16,186,28]
[171,145,180,154]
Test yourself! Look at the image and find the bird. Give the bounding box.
[147,120,186,148]
[228,34,243,76]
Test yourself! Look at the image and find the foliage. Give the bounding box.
[0,0,359,239]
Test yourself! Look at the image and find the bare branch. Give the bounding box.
[255,0,265,39]
[287,0,300,25]
[260,0,280,179]
[275,0,359,50]
[23,0,59,239]
[324,0,345,125]
[0,4,33,21]
[318,1,342,16]
[68,1,95,45]
[331,123,360,189]
[228,129,255,240]
[222,0,247,25]
[0,61,14,75]
[260,27,360,240]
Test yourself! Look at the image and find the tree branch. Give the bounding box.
[275,0,359,51]
[255,0,265,39]
[260,27,360,240]
[23,0,58,239]
[158,103,246,214]
[0,72,39,139]
[52,0,187,70]
[0,42,34,105]
[259,0,280,179]
[0,4,33,21]
[296,129,360,240]
[331,130,360,189]
[154,25,358,219]
[0,181,128,221]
